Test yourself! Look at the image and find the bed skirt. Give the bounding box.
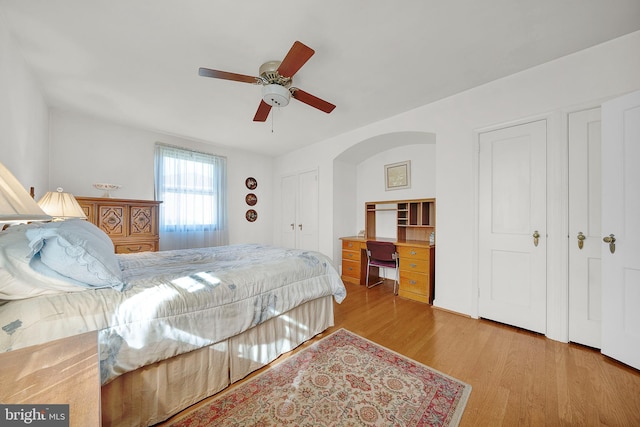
[101,296,335,427]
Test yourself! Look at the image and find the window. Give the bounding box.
[154,143,228,250]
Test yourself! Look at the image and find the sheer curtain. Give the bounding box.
[154,143,228,250]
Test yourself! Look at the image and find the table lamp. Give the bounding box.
[37,187,87,221]
[0,162,52,225]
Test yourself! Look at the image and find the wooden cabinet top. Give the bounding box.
[365,197,435,205]
[76,196,162,205]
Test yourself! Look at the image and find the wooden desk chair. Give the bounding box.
[365,241,399,295]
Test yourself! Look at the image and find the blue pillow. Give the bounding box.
[25,220,126,290]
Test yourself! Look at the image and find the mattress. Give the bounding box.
[0,244,346,384]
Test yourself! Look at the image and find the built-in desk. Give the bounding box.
[340,236,435,304]
[341,198,436,304]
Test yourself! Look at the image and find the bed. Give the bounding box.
[0,219,346,426]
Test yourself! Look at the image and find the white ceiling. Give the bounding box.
[2,1,639,157]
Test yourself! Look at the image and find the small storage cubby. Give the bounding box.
[365,198,435,243]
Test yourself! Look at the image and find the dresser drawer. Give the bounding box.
[398,246,429,261]
[342,240,362,251]
[115,242,156,254]
[400,271,429,294]
[342,249,361,262]
[399,258,428,273]
[342,259,361,279]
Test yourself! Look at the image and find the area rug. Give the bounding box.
[169,328,471,426]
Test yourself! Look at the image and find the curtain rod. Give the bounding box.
[155,142,228,159]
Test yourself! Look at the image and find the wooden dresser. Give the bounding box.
[76,196,161,253]
[340,198,436,304]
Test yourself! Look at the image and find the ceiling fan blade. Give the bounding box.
[291,89,336,114]
[198,67,259,84]
[253,100,272,122]
[277,41,315,78]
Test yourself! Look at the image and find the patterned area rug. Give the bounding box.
[169,329,471,426]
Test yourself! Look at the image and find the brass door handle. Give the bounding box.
[603,234,616,254]
[577,232,585,250]
[533,230,540,247]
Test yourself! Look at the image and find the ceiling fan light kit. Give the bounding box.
[199,40,335,122]
[262,84,290,107]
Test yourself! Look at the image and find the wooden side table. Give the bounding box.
[0,331,100,426]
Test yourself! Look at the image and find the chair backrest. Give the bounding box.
[366,241,397,262]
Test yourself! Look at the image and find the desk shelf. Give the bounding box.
[366,198,435,243]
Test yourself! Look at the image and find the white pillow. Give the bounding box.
[0,224,85,300]
[25,220,126,290]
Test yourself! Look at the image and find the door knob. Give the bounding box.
[577,232,585,250]
[603,234,616,254]
[533,230,540,247]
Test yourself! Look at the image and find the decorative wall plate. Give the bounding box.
[245,193,258,206]
[245,177,257,190]
[245,209,258,222]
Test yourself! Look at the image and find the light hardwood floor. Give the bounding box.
[331,281,640,426]
[163,280,640,426]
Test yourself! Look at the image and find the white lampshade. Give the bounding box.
[37,188,87,221]
[0,162,52,224]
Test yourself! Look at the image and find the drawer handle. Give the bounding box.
[348,243,353,248]
[410,250,417,255]
[347,267,353,271]
[410,263,417,268]
[128,246,142,251]
[410,280,417,285]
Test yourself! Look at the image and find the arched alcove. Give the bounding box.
[335,131,436,163]
[332,131,436,264]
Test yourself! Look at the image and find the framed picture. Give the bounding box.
[385,161,411,191]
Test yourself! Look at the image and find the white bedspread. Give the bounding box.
[0,244,346,384]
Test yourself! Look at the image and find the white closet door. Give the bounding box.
[568,107,602,348]
[296,169,319,251]
[478,120,547,334]
[280,174,297,249]
[601,90,640,370]
[280,169,319,251]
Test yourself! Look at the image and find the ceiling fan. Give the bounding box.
[198,41,336,122]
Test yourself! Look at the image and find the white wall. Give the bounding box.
[0,10,49,196]
[355,144,436,236]
[332,159,357,264]
[274,31,640,342]
[49,109,274,246]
